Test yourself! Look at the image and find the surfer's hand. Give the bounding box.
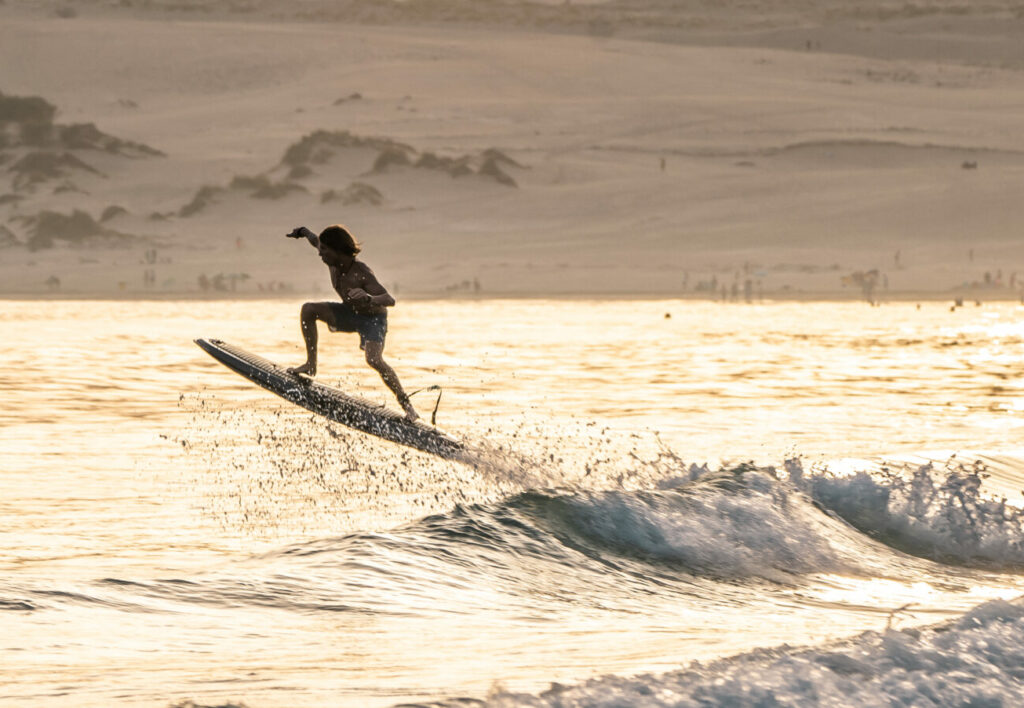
[286,226,308,239]
[347,288,372,305]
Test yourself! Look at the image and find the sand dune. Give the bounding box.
[1,2,1023,296]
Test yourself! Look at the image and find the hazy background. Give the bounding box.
[1,0,1024,297]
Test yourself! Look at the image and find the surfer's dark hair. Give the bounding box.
[319,225,361,255]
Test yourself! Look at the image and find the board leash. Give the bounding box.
[408,385,443,426]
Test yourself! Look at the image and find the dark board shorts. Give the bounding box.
[324,302,387,350]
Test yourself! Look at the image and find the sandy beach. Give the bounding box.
[2,0,1024,299]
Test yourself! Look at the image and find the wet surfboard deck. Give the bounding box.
[195,338,465,461]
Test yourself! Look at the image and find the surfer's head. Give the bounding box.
[319,225,361,256]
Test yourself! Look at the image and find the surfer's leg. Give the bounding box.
[288,302,328,376]
[364,341,419,422]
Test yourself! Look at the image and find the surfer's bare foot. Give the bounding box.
[399,396,419,422]
[288,362,316,377]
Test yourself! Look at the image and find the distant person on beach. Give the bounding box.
[285,224,418,421]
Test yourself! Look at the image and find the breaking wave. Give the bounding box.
[477,599,1024,708]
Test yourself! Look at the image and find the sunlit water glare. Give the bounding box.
[2,298,1024,707]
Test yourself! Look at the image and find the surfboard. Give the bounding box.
[194,338,466,461]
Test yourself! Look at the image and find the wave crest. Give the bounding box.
[790,457,1024,567]
[532,468,853,581]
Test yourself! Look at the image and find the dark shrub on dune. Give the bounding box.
[389,146,519,184]
[100,205,129,223]
[479,157,517,186]
[59,122,164,156]
[24,209,139,250]
[0,224,20,248]
[281,130,360,167]
[0,92,56,126]
[60,123,109,149]
[278,128,521,187]
[371,147,412,173]
[10,152,102,190]
[481,148,524,169]
[281,129,414,168]
[53,180,86,195]
[229,174,307,199]
[179,185,223,217]
[229,174,272,192]
[252,181,307,200]
[414,152,444,170]
[15,122,54,147]
[288,164,313,180]
[321,182,383,206]
[25,210,99,250]
[415,152,476,177]
[0,92,163,155]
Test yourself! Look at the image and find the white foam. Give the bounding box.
[484,597,1024,707]
[789,457,1024,567]
[549,468,870,581]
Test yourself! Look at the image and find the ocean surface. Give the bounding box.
[3,297,1024,707]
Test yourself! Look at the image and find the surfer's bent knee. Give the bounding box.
[300,302,327,321]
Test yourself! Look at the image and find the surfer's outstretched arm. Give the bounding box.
[286,226,320,249]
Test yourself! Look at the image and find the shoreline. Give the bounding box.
[2,289,1022,303]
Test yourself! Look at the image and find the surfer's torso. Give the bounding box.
[330,260,387,316]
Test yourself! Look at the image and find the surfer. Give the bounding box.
[285,224,419,422]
